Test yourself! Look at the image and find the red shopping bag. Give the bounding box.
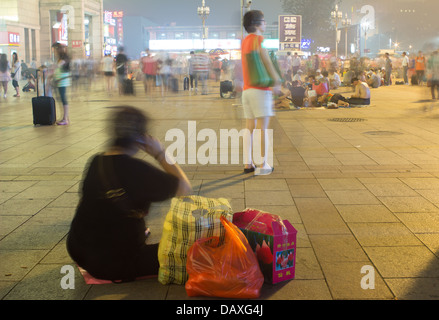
[185,217,264,298]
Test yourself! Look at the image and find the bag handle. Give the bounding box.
[220,217,247,253]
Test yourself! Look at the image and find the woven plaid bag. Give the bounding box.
[158,195,233,285]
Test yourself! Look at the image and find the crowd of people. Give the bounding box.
[272,48,439,109]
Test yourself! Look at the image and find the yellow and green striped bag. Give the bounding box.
[158,195,233,285]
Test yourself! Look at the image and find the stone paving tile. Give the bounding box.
[335,204,399,223]
[347,222,423,247]
[2,82,439,301]
[363,246,439,278]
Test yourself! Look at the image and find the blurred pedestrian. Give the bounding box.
[427,50,439,100]
[416,51,426,86]
[241,10,281,175]
[140,50,158,96]
[193,51,209,95]
[0,54,11,99]
[115,47,128,95]
[188,51,197,92]
[101,53,115,96]
[11,52,21,98]
[66,106,192,282]
[402,52,409,85]
[52,44,72,125]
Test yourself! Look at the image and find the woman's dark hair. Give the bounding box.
[243,10,264,33]
[59,51,71,72]
[12,52,18,64]
[110,106,149,149]
[0,54,8,73]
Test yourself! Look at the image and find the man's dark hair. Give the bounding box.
[351,77,359,83]
[243,10,264,33]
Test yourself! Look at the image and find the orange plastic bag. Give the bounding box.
[185,217,264,298]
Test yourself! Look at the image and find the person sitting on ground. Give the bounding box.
[347,77,371,105]
[287,80,308,108]
[367,69,381,88]
[67,106,192,282]
[342,69,355,87]
[328,69,341,89]
[292,69,304,84]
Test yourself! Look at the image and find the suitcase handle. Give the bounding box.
[36,69,47,97]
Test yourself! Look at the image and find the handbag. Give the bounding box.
[246,36,274,87]
[97,154,146,219]
[11,65,20,78]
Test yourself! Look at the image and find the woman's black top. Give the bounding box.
[67,154,178,279]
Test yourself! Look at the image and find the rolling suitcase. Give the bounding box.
[184,77,189,90]
[169,77,178,92]
[123,78,134,95]
[32,69,56,126]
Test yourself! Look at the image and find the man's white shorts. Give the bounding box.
[242,88,274,119]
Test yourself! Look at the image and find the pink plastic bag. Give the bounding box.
[185,217,264,298]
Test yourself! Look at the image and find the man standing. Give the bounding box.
[292,52,301,76]
[402,52,409,85]
[384,53,392,86]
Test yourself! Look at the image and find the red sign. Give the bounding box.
[8,32,20,45]
[72,40,82,48]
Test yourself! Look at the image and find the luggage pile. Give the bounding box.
[157,195,298,299]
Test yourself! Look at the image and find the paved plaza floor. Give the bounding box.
[0,77,439,301]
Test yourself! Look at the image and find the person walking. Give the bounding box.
[11,52,21,97]
[101,53,115,96]
[193,51,209,95]
[415,51,426,86]
[427,50,439,100]
[0,54,11,100]
[402,52,409,85]
[188,51,197,92]
[241,10,281,175]
[53,44,72,125]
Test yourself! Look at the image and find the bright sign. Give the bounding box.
[8,32,20,45]
[112,11,124,18]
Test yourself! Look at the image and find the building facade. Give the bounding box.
[0,0,104,66]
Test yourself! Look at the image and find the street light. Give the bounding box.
[331,5,343,58]
[197,0,210,49]
[342,14,351,58]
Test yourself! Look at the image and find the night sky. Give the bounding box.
[102,0,284,26]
